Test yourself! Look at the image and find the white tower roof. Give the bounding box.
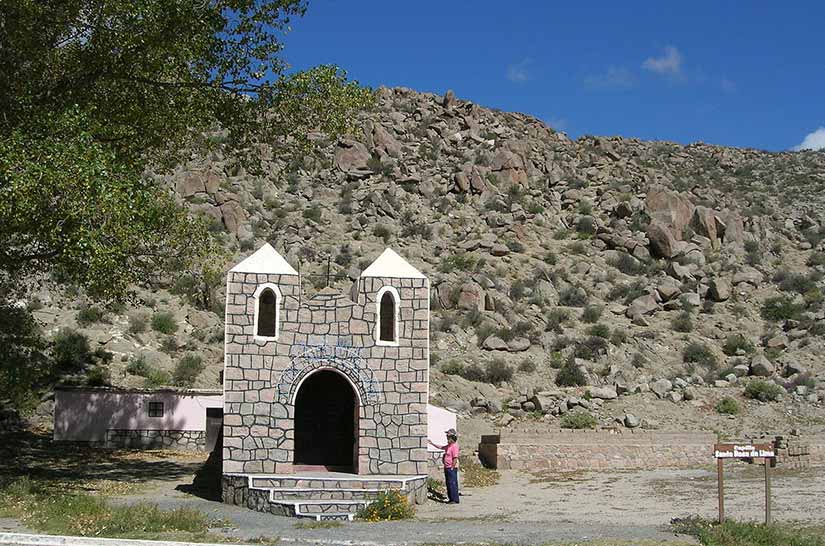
[230,243,299,275]
[360,248,426,279]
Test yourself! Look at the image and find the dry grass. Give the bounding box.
[460,458,500,488]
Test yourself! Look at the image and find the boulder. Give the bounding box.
[666,391,684,403]
[645,187,696,236]
[647,221,679,259]
[490,244,509,257]
[457,282,485,311]
[482,335,509,351]
[750,354,775,377]
[650,378,673,398]
[176,171,206,197]
[733,267,763,286]
[588,386,618,400]
[627,293,659,317]
[690,206,726,247]
[624,414,641,428]
[370,124,402,158]
[507,337,531,352]
[707,278,731,302]
[334,139,371,173]
[656,278,682,302]
[530,394,555,413]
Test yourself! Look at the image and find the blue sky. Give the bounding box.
[282,1,825,152]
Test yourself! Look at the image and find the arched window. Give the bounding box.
[376,286,399,345]
[254,284,281,340]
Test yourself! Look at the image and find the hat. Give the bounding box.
[445,428,458,437]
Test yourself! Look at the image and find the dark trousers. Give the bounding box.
[444,467,459,503]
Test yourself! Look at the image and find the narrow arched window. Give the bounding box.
[380,292,395,342]
[376,286,399,345]
[254,284,281,339]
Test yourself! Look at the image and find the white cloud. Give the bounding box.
[584,66,635,89]
[794,127,825,151]
[642,46,683,77]
[506,59,531,82]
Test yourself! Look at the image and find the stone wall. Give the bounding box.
[479,430,717,471]
[105,429,206,451]
[223,271,429,475]
[774,434,825,468]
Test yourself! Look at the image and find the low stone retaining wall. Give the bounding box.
[775,435,825,468]
[479,430,717,471]
[105,429,206,451]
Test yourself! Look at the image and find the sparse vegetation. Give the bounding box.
[671,311,693,333]
[760,295,805,321]
[580,304,603,323]
[556,357,588,387]
[715,397,741,415]
[559,286,588,307]
[683,342,718,370]
[151,311,178,335]
[173,354,205,388]
[355,490,414,522]
[560,411,598,429]
[744,379,784,402]
[722,334,756,356]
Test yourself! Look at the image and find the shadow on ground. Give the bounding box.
[0,429,207,486]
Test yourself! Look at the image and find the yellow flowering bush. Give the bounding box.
[355,490,414,522]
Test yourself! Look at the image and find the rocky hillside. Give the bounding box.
[27,87,825,435]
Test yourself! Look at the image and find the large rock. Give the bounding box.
[626,293,659,317]
[334,139,371,173]
[707,278,731,302]
[220,201,246,234]
[624,413,641,428]
[750,354,775,377]
[507,337,531,352]
[369,124,402,158]
[650,378,673,399]
[456,282,485,311]
[690,206,726,247]
[588,386,618,400]
[482,335,508,351]
[645,187,696,236]
[490,150,528,186]
[647,221,679,258]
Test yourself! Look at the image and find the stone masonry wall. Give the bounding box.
[223,271,429,476]
[105,429,206,451]
[479,430,717,471]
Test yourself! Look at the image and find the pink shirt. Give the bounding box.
[443,442,459,469]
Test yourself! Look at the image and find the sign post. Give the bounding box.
[713,442,775,525]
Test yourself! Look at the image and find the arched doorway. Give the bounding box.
[294,369,358,472]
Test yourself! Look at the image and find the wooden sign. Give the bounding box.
[713,442,775,524]
[714,443,775,459]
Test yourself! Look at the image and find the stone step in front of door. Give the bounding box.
[268,487,385,501]
[223,473,428,521]
[250,476,406,490]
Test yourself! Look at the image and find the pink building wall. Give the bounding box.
[54,388,223,442]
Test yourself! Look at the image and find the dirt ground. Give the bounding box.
[3,430,823,545]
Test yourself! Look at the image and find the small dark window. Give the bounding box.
[148,401,164,418]
[257,288,277,337]
[379,291,396,342]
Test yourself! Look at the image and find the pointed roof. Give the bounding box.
[230,243,299,275]
[360,248,426,279]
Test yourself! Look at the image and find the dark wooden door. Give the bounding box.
[294,370,356,470]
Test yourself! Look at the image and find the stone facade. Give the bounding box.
[222,245,430,476]
[105,429,206,451]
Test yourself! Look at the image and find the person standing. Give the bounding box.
[429,428,460,503]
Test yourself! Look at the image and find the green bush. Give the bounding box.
[76,305,106,326]
[86,366,111,387]
[356,490,414,522]
[607,280,647,304]
[682,342,718,369]
[580,304,603,323]
[151,311,178,334]
[373,224,393,243]
[441,360,464,375]
[610,328,628,345]
[52,329,93,371]
[773,269,820,294]
[715,397,740,415]
[143,367,172,388]
[744,379,784,402]
[173,354,204,387]
[560,411,597,429]
[556,357,588,387]
[760,296,805,322]
[575,216,596,236]
[485,359,513,384]
[671,311,693,333]
[545,308,570,333]
[543,251,558,265]
[559,286,588,307]
[518,359,537,373]
[438,253,477,273]
[588,323,610,339]
[458,364,486,382]
[574,336,608,360]
[302,204,322,222]
[160,336,179,354]
[126,355,151,377]
[807,251,825,267]
[127,313,148,334]
[722,334,756,356]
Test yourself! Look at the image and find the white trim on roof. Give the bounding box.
[360,248,425,279]
[230,243,298,275]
